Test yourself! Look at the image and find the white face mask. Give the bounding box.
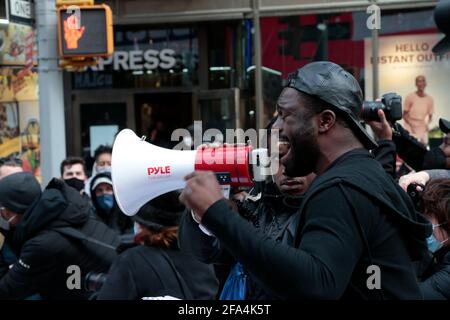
[96,166,111,174]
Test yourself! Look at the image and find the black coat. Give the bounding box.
[372,139,396,178]
[97,245,219,300]
[178,182,302,299]
[419,248,450,299]
[198,149,432,299]
[393,123,448,171]
[89,173,133,235]
[0,179,116,300]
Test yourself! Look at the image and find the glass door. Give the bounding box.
[192,88,240,141]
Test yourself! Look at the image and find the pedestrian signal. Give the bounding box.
[57,4,113,58]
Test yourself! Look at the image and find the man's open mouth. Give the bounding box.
[278,135,291,164]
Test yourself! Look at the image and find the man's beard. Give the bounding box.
[282,123,320,177]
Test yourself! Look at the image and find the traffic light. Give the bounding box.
[57,4,113,59]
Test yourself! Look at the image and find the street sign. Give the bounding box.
[57,4,113,58]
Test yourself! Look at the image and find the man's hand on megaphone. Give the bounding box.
[180,171,224,221]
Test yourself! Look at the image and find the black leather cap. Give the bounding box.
[285,61,378,150]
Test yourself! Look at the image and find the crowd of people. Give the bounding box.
[0,61,449,300]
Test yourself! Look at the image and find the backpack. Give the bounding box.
[53,217,121,267]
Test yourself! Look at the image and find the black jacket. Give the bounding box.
[179,182,302,299]
[372,139,397,178]
[199,149,432,299]
[97,245,219,300]
[393,123,448,171]
[0,179,117,300]
[419,248,450,299]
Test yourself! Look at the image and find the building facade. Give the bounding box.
[64,0,443,167]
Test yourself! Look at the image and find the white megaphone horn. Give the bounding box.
[112,129,272,216]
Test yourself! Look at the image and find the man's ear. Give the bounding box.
[317,110,337,133]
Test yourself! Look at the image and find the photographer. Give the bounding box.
[366,109,397,177]
[364,93,450,174]
[180,61,431,299]
[417,179,450,299]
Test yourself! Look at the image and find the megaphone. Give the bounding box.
[112,129,271,216]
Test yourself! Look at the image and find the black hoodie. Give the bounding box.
[200,149,432,299]
[0,179,115,300]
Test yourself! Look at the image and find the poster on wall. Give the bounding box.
[0,102,20,157]
[19,100,40,181]
[365,33,450,144]
[0,22,36,66]
[0,67,38,102]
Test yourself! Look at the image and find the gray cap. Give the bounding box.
[285,61,378,150]
[0,172,41,214]
[91,176,112,191]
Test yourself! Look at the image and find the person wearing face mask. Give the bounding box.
[60,156,88,194]
[90,172,133,235]
[0,173,41,289]
[84,145,113,197]
[0,172,120,299]
[418,179,450,299]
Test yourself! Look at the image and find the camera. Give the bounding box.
[84,272,108,292]
[406,183,424,213]
[361,92,403,123]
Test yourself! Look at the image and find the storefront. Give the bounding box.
[66,18,252,169]
[0,0,39,179]
[65,0,442,166]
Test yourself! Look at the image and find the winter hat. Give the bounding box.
[0,172,41,214]
[133,191,185,230]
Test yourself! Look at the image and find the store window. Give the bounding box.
[72,26,199,89]
[257,12,366,128]
[368,8,446,146]
[253,6,443,140]
[207,21,244,90]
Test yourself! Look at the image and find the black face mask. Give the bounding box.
[64,178,85,192]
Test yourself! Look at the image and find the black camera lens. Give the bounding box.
[361,92,402,123]
[361,101,385,122]
[84,272,108,292]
